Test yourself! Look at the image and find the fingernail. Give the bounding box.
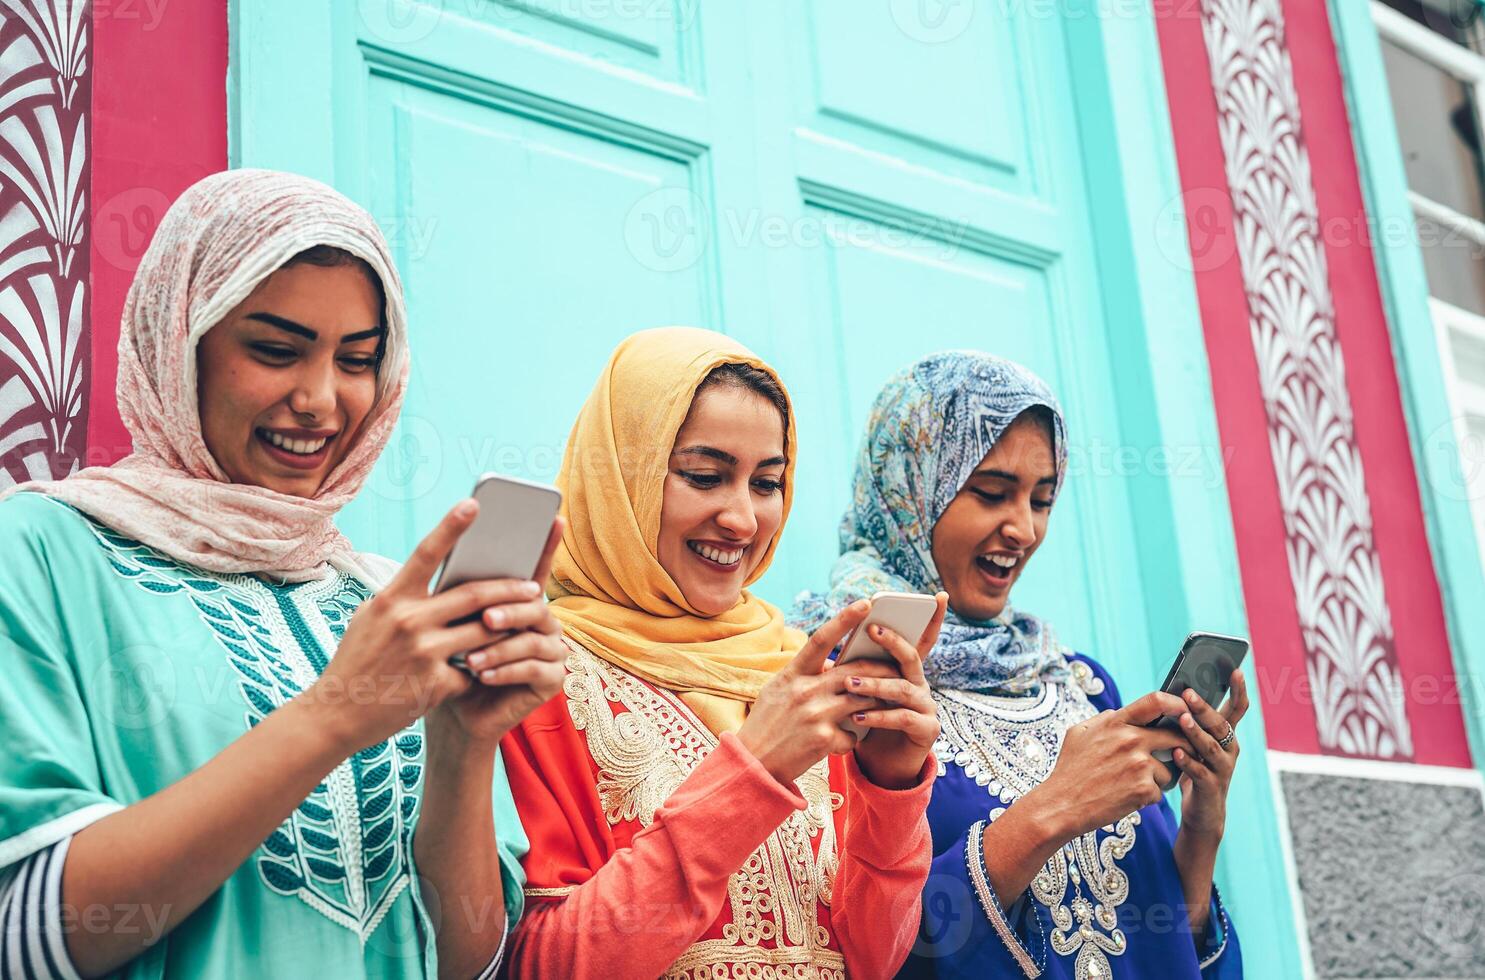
[853,712,867,722]
[456,499,477,518]
[870,624,884,637]
[468,654,487,671]
[522,581,541,598]
[1181,714,1194,727]
[849,676,862,688]
[481,670,497,683]
[486,609,506,629]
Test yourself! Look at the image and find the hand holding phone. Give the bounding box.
[1147,631,1249,790]
[835,591,940,737]
[433,474,562,669]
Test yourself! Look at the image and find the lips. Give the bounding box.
[687,540,747,571]
[974,553,1019,588]
[255,427,335,471]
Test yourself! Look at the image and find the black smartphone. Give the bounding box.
[1148,632,1250,788]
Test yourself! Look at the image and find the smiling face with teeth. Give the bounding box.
[657,377,789,617]
[195,254,385,498]
[930,409,1058,622]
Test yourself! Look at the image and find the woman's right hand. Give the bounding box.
[1029,691,1196,839]
[736,599,877,785]
[301,499,552,753]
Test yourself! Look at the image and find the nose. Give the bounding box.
[714,484,758,541]
[1001,498,1035,549]
[287,359,337,421]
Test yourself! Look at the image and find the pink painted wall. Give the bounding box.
[1281,0,1467,767]
[88,0,227,465]
[1154,0,1470,766]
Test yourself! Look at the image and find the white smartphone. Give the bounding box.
[433,475,562,663]
[835,591,939,738]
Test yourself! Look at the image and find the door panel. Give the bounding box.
[805,0,1030,189]
[241,0,1145,663]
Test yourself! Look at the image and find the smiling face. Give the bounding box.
[930,409,1058,622]
[657,382,789,617]
[195,257,385,498]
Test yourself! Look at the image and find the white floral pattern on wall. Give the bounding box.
[1200,0,1414,759]
[0,0,87,489]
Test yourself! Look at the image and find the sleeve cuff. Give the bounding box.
[965,819,1045,978]
[1197,883,1231,970]
[843,749,937,798]
[0,835,82,980]
[716,732,809,812]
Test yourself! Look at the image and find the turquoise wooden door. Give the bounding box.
[234,2,1302,973]
[235,0,1139,656]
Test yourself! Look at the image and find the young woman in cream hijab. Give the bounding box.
[0,170,565,979]
[501,327,945,979]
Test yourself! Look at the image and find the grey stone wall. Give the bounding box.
[1281,770,1485,978]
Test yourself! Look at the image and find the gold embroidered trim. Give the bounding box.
[966,820,1041,978]
[523,886,576,899]
[562,643,844,978]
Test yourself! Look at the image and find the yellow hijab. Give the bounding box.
[549,327,806,734]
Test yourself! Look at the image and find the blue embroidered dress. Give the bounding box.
[0,493,527,978]
[902,653,1240,979]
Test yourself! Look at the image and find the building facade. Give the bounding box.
[2,0,1484,975]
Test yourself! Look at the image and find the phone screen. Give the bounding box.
[1151,632,1249,729]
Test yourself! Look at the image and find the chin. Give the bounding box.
[687,589,740,617]
[955,593,1007,623]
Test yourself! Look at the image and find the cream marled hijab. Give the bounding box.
[3,169,410,587]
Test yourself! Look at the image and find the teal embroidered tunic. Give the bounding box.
[0,492,527,978]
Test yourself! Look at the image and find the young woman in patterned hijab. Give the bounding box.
[794,351,1248,979]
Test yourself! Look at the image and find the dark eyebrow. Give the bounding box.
[341,326,386,344]
[245,313,384,345]
[247,312,315,340]
[675,447,788,470]
[975,468,1057,487]
[676,446,737,466]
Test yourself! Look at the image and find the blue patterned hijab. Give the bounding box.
[790,351,1074,695]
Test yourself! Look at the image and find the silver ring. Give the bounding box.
[1218,725,1236,750]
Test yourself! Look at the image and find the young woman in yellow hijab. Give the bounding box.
[497,327,943,978]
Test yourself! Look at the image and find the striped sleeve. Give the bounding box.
[0,836,80,980]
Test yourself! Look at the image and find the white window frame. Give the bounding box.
[1374,1,1485,516]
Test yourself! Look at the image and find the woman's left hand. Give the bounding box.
[1171,668,1250,843]
[839,592,948,790]
[427,519,570,747]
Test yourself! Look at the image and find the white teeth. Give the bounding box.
[688,541,744,566]
[985,554,1018,569]
[263,430,329,455]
